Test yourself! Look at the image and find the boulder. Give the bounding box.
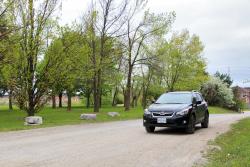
[107,112,120,117]
[24,116,43,125]
[80,114,97,120]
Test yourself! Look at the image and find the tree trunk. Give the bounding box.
[27,101,35,116]
[28,87,35,116]
[142,84,148,109]
[67,91,71,111]
[131,95,136,108]
[9,90,13,112]
[135,96,138,107]
[86,91,91,108]
[19,101,24,110]
[112,87,118,106]
[124,65,132,111]
[142,92,147,109]
[58,92,62,108]
[52,94,56,109]
[93,70,101,112]
[99,94,102,108]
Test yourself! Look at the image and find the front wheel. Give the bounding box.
[201,111,209,128]
[145,126,155,133]
[186,114,195,134]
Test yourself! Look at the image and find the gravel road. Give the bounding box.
[0,113,249,167]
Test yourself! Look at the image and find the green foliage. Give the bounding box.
[158,30,208,91]
[0,71,7,96]
[10,0,60,115]
[201,77,234,107]
[214,71,233,87]
[0,0,210,113]
[44,26,92,96]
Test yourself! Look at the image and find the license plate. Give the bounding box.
[157,117,167,123]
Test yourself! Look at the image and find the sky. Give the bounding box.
[60,0,250,87]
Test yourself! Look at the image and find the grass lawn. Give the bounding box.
[0,105,144,132]
[0,105,236,132]
[208,106,236,114]
[205,118,250,167]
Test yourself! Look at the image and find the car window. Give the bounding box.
[195,93,203,102]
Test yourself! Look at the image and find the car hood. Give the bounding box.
[148,103,191,114]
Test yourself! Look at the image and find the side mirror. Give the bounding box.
[196,101,202,105]
[151,100,155,104]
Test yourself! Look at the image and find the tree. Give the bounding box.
[140,62,165,109]
[158,30,207,92]
[123,6,175,111]
[1,38,19,111]
[214,71,233,87]
[0,71,7,96]
[0,0,14,64]
[200,76,234,107]
[11,0,60,116]
[45,26,90,111]
[0,0,16,40]
[82,0,129,112]
[0,7,20,111]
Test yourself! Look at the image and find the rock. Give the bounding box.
[24,116,43,125]
[80,114,97,120]
[107,112,120,117]
[208,145,222,152]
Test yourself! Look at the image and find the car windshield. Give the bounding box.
[155,93,192,104]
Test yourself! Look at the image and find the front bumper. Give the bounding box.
[143,114,189,128]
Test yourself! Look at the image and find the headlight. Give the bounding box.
[176,108,190,116]
[144,109,151,115]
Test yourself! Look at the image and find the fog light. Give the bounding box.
[183,120,187,124]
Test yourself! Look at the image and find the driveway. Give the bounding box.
[0,113,249,167]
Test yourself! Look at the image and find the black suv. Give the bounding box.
[143,91,209,134]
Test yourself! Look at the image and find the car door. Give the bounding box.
[195,93,204,122]
[196,93,206,121]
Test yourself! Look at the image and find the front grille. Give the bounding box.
[152,112,173,117]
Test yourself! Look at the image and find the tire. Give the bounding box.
[201,111,209,128]
[145,126,155,133]
[186,114,195,134]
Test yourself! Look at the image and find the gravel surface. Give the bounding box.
[0,113,249,167]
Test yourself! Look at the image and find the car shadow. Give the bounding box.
[153,126,203,135]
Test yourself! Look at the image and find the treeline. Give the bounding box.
[0,0,207,116]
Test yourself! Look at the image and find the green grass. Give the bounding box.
[0,105,236,132]
[208,106,236,114]
[205,118,250,167]
[0,105,144,132]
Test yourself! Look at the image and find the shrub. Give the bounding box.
[200,77,234,108]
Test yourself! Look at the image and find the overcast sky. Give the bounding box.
[60,0,250,87]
